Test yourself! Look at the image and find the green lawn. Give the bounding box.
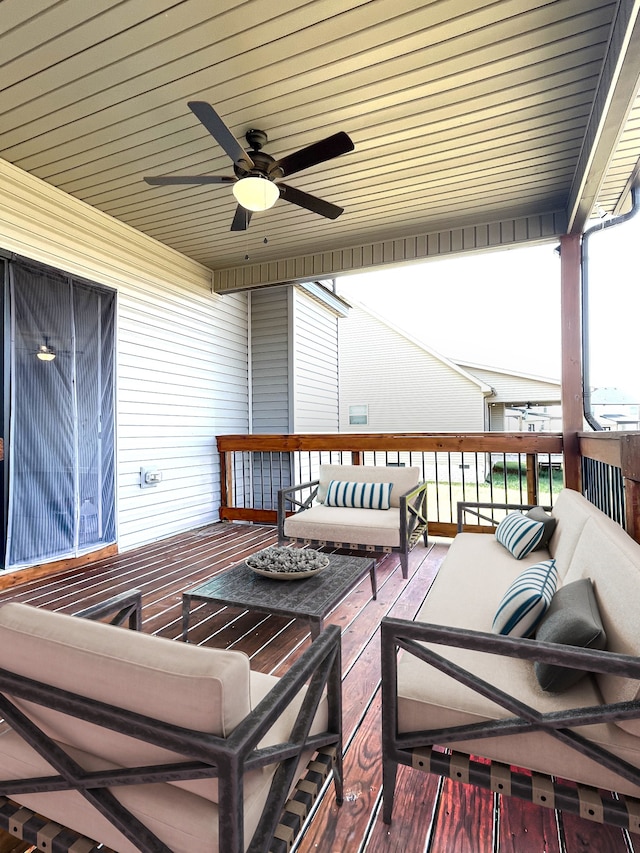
[426,468,564,525]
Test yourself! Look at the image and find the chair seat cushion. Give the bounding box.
[284,504,401,547]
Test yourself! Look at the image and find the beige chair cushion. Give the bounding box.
[284,503,401,547]
[0,602,251,738]
[316,464,420,508]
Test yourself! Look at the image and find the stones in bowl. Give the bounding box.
[246,547,330,579]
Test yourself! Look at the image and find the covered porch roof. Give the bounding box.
[1,1,639,292]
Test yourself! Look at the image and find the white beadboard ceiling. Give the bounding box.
[1,0,640,291]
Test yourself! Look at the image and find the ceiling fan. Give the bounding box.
[144,101,355,231]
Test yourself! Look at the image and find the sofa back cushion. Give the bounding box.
[549,489,597,579]
[0,603,252,782]
[561,513,640,735]
[317,464,420,508]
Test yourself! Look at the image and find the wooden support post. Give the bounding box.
[621,433,640,544]
[219,450,231,519]
[526,453,538,506]
[560,233,583,491]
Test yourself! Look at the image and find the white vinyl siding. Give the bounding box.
[293,289,339,432]
[0,159,249,555]
[250,288,290,433]
[117,287,248,548]
[339,306,486,432]
[458,365,561,404]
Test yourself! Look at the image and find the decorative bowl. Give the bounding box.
[246,547,330,580]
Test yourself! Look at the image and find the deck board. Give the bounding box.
[0,523,635,852]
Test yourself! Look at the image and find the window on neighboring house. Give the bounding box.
[349,404,368,425]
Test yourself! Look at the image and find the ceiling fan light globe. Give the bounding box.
[233,176,279,211]
[37,344,56,362]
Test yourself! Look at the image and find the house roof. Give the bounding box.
[1,2,639,290]
[346,300,493,395]
[454,359,561,387]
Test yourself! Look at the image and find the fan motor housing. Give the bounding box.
[234,140,283,181]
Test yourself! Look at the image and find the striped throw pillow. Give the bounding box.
[325,480,393,510]
[492,559,558,637]
[495,512,545,559]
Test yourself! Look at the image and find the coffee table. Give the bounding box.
[182,552,377,641]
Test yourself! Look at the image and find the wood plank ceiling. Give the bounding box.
[1,0,639,290]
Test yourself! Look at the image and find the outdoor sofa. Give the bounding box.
[277,463,428,578]
[0,591,343,853]
[382,488,640,833]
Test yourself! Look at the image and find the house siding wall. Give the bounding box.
[293,288,339,432]
[339,306,485,432]
[0,159,249,555]
[250,287,291,433]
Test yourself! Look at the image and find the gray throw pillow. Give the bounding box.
[534,578,606,693]
[526,506,557,551]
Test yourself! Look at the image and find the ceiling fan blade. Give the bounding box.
[230,205,252,231]
[278,184,344,219]
[144,175,235,185]
[187,101,254,170]
[273,132,354,177]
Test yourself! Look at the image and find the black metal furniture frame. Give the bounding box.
[381,616,640,833]
[456,500,553,533]
[0,593,343,853]
[277,478,428,578]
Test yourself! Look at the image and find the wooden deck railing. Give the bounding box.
[217,433,564,539]
[579,431,640,542]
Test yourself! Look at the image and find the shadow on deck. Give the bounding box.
[0,522,635,853]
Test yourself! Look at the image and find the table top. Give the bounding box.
[184,552,375,621]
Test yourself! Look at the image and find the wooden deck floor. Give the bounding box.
[0,522,635,853]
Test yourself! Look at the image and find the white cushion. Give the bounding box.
[492,559,558,637]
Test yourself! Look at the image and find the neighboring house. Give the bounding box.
[338,303,493,433]
[338,302,561,433]
[454,361,562,431]
[337,302,563,483]
[589,387,640,430]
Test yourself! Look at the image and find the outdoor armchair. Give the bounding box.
[0,591,342,853]
[278,464,428,578]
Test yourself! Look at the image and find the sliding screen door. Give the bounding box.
[6,260,115,568]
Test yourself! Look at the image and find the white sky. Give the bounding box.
[336,213,640,397]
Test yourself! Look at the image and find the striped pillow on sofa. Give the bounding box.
[325,480,393,510]
[492,559,558,637]
[495,511,545,559]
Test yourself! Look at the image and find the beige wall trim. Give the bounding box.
[212,210,568,292]
[0,158,214,293]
